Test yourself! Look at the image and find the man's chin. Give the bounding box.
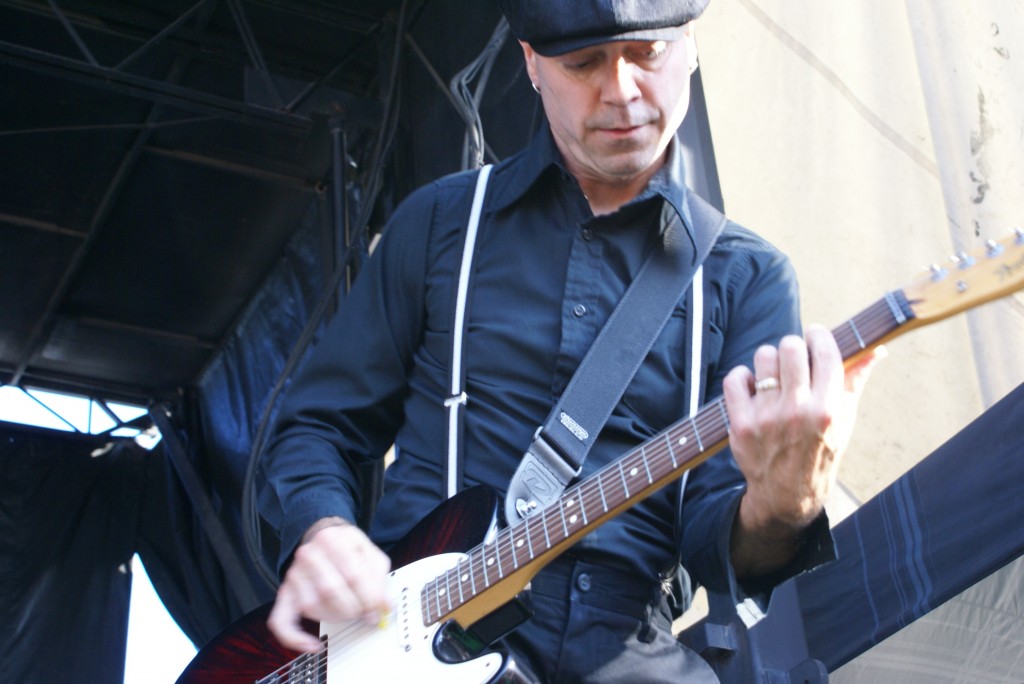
[596,150,664,181]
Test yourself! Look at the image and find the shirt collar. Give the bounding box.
[487,122,693,235]
[486,122,566,214]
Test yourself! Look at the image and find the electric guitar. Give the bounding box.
[178,230,1024,684]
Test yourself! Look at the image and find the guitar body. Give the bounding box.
[177,486,532,684]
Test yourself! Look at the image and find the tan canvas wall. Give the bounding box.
[694,1,1024,680]
[697,0,1024,504]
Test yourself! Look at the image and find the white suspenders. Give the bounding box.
[679,264,704,503]
[444,164,493,498]
[444,163,705,504]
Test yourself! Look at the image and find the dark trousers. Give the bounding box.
[503,558,720,683]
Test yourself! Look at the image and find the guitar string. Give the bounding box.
[421,405,724,622]
[420,296,906,621]
[308,300,912,639]
[426,294,907,616]
[266,614,409,684]
[265,295,911,679]
[259,621,366,683]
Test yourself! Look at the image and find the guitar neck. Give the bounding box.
[421,289,916,629]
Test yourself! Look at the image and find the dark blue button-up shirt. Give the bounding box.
[260,124,816,595]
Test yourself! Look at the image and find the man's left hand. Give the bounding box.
[722,324,882,577]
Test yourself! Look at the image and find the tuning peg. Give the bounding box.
[985,239,1004,258]
[929,263,948,281]
[951,252,975,269]
[1014,227,1024,244]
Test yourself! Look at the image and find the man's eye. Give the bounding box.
[635,42,668,62]
[566,59,594,71]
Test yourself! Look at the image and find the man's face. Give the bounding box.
[522,28,697,189]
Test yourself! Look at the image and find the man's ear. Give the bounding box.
[520,40,540,89]
[684,23,699,74]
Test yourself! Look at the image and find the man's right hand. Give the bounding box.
[266,518,392,652]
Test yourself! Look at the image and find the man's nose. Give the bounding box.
[603,58,641,104]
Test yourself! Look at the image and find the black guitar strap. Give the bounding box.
[504,190,726,523]
[442,167,727,524]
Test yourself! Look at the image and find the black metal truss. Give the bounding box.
[0,0,389,395]
[0,0,385,131]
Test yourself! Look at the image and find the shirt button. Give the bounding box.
[576,573,592,592]
[572,304,587,317]
[581,227,594,241]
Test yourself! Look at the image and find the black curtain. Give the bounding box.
[1,426,144,684]
[796,381,1024,669]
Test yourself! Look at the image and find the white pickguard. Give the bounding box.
[320,553,504,682]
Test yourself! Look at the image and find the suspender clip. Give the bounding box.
[444,392,468,408]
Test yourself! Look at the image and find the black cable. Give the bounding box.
[240,0,412,589]
[449,17,510,169]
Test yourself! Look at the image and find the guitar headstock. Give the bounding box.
[902,228,1024,325]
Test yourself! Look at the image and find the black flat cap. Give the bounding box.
[499,0,710,56]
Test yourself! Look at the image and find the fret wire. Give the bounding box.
[663,432,679,468]
[449,566,458,610]
[696,400,725,434]
[874,296,906,334]
[860,299,897,333]
[434,575,442,620]
[481,542,491,586]
[642,447,662,481]
[511,527,522,569]
[478,547,489,591]
[444,567,454,612]
[511,529,525,571]
[528,513,540,554]
[564,488,581,532]
[649,441,673,480]
[847,318,866,349]
[422,579,433,621]
[884,291,907,325]
[618,460,630,498]
[541,507,553,550]
[716,399,730,434]
[834,299,903,358]
[455,559,466,605]
[689,415,704,452]
[640,444,653,483]
[596,470,609,512]
[523,515,535,560]
[677,423,696,461]
[558,497,569,538]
